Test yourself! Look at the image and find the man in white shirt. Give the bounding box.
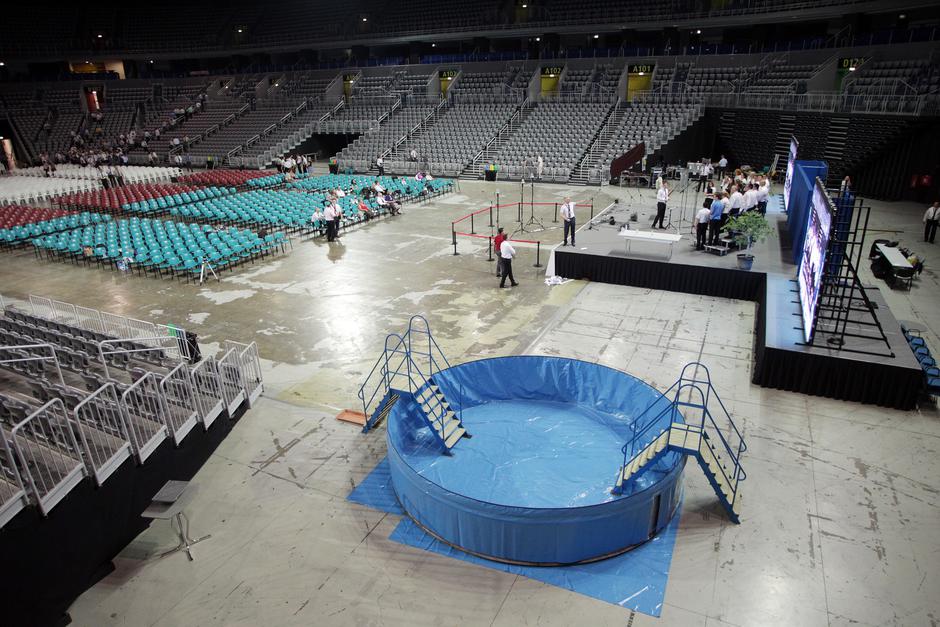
[560,198,576,246]
[728,185,744,217]
[756,178,770,214]
[536,155,544,180]
[717,155,728,178]
[323,203,338,241]
[695,204,712,250]
[653,183,669,229]
[499,238,519,288]
[924,201,940,243]
[376,156,384,176]
[743,184,758,212]
[410,148,418,162]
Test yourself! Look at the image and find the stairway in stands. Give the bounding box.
[824,116,850,163]
[773,113,796,166]
[459,99,534,180]
[359,316,468,453]
[570,100,623,185]
[612,362,746,523]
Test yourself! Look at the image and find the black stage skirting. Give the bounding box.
[0,405,245,627]
[554,250,922,410]
[555,250,765,301]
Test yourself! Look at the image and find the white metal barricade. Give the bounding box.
[0,433,28,529]
[218,348,247,416]
[28,295,55,321]
[72,383,133,485]
[120,372,170,463]
[160,363,201,445]
[10,398,87,516]
[225,340,263,406]
[191,357,225,429]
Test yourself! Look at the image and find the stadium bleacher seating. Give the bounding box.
[0,210,111,247]
[0,294,262,532]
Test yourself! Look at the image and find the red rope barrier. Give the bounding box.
[455,232,539,245]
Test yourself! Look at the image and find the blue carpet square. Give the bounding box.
[348,457,680,617]
[346,457,403,514]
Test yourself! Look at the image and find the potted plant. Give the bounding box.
[722,212,774,271]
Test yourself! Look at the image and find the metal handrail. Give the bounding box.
[620,362,747,490]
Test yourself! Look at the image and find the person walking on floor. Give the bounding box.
[708,192,725,246]
[499,237,519,288]
[925,201,940,243]
[717,155,728,179]
[696,204,711,250]
[324,202,337,241]
[494,227,506,277]
[653,183,669,229]
[560,198,576,246]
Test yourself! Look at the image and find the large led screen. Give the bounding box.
[798,179,833,342]
[783,136,799,212]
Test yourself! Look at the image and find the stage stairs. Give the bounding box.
[358,315,468,453]
[612,362,746,523]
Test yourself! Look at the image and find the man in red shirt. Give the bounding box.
[493,227,506,278]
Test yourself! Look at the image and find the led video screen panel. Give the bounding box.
[798,179,833,343]
[783,136,799,212]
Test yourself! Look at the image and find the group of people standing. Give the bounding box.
[693,167,772,250]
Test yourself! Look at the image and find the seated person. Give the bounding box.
[357,199,375,220]
[372,181,386,195]
[383,193,402,215]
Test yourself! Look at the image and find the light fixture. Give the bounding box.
[849,66,856,71]
[549,73,555,77]
[899,13,906,18]
[85,60,91,63]
[0,62,5,67]
[237,28,243,33]
[431,43,436,47]
[149,59,154,63]
[274,82,279,87]
[593,34,599,39]
[97,34,103,38]
[535,36,541,41]
[362,17,368,22]
[696,29,702,34]
[638,71,645,76]
[522,3,527,7]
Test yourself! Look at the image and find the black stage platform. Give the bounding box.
[0,404,246,627]
[549,215,923,410]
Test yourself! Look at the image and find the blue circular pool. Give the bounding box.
[386,356,685,565]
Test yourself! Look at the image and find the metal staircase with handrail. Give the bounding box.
[612,362,746,523]
[358,316,468,453]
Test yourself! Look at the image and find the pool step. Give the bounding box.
[414,379,468,453]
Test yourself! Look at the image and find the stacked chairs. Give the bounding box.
[177,169,277,187]
[31,217,288,280]
[0,212,111,247]
[52,183,231,214]
[14,165,181,184]
[901,325,940,396]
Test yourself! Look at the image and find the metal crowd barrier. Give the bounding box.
[0,434,28,528]
[120,372,170,463]
[72,383,133,485]
[225,340,263,406]
[10,398,87,516]
[218,347,247,416]
[160,363,201,445]
[191,357,225,428]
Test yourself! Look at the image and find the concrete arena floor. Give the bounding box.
[1,179,939,626]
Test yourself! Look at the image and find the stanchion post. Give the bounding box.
[451,224,459,256]
[517,202,522,223]
[487,234,493,262]
[496,203,500,226]
[590,202,595,221]
[553,202,558,223]
[470,212,475,234]
[533,241,543,268]
[488,205,493,227]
